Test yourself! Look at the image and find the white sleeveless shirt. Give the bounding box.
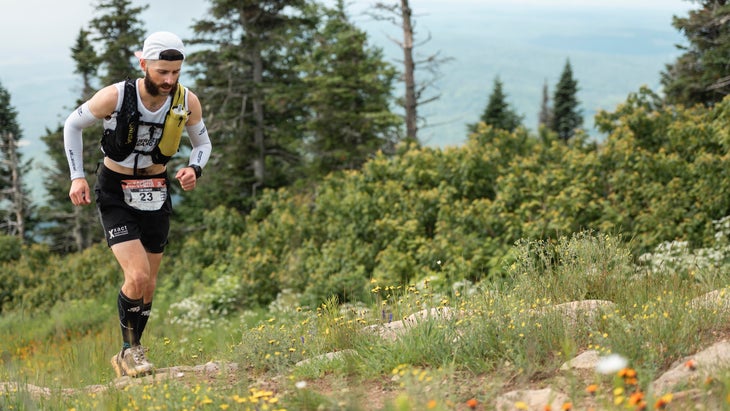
[102,79,187,169]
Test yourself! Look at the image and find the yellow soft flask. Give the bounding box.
[151,83,188,164]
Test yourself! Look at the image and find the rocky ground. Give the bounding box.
[4,290,730,410]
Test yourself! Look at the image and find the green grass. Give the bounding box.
[3,231,730,410]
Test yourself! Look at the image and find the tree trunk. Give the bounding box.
[252,42,266,196]
[2,133,24,239]
[400,0,417,143]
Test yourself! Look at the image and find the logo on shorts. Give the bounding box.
[108,225,129,239]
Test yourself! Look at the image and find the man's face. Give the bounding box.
[143,60,183,97]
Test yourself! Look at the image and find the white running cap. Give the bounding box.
[134,31,185,61]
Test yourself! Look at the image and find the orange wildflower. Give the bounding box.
[586,384,599,395]
[619,368,639,386]
[654,393,672,409]
[561,402,572,410]
[466,398,479,409]
[628,391,644,405]
[685,359,697,371]
[618,368,632,378]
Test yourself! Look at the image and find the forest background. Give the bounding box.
[5,0,730,409]
[0,0,726,316]
[2,0,691,202]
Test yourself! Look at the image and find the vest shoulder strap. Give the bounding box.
[100,78,140,161]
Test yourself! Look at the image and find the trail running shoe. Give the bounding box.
[111,345,154,378]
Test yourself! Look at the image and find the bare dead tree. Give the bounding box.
[0,132,25,239]
[369,0,452,145]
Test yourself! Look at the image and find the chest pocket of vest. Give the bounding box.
[101,79,140,161]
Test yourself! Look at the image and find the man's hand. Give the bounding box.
[176,167,198,191]
[69,178,92,206]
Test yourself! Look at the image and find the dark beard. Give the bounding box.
[144,74,177,97]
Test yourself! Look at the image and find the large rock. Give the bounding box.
[559,349,600,370]
[361,307,457,341]
[652,340,730,395]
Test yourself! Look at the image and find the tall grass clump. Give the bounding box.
[506,231,636,305]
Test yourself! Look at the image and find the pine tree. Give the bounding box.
[183,0,318,213]
[39,29,104,253]
[661,0,730,106]
[40,2,145,253]
[298,0,401,177]
[550,59,583,141]
[468,76,523,133]
[70,28,101,100]
[89,0,147,84]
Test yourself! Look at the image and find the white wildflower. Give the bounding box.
[596,353,628,375]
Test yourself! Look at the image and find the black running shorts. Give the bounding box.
[95,164,172,253]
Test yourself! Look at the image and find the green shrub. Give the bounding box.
[0,234,22,262]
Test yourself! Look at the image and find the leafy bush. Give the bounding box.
[10,92,730,321]
[0,234,22,262]
[154,95,730,312]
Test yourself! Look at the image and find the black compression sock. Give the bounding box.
[117,290,143,347]
[137,301,153,344]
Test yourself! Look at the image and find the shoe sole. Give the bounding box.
[126,364,154,377]
[110,354,127,378]
[111,350,154,378]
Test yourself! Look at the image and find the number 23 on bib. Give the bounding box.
[121,178,168,211]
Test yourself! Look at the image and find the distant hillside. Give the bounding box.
[348,2,688,146]
[4,1,689,203]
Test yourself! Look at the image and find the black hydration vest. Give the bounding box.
[100,79,188,165]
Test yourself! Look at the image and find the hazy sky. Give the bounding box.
[0,0,693,66]
[1,0,207,66]
[0,0,694,132]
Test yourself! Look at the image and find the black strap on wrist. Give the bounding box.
[189,164,202,179]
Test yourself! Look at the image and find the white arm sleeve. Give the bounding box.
[63,102,99,180]
[186,120,212,168]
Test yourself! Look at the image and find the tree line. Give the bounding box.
[0,0,727,311]
[0,0,587,250]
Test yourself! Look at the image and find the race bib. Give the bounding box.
[121,178,167,211]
